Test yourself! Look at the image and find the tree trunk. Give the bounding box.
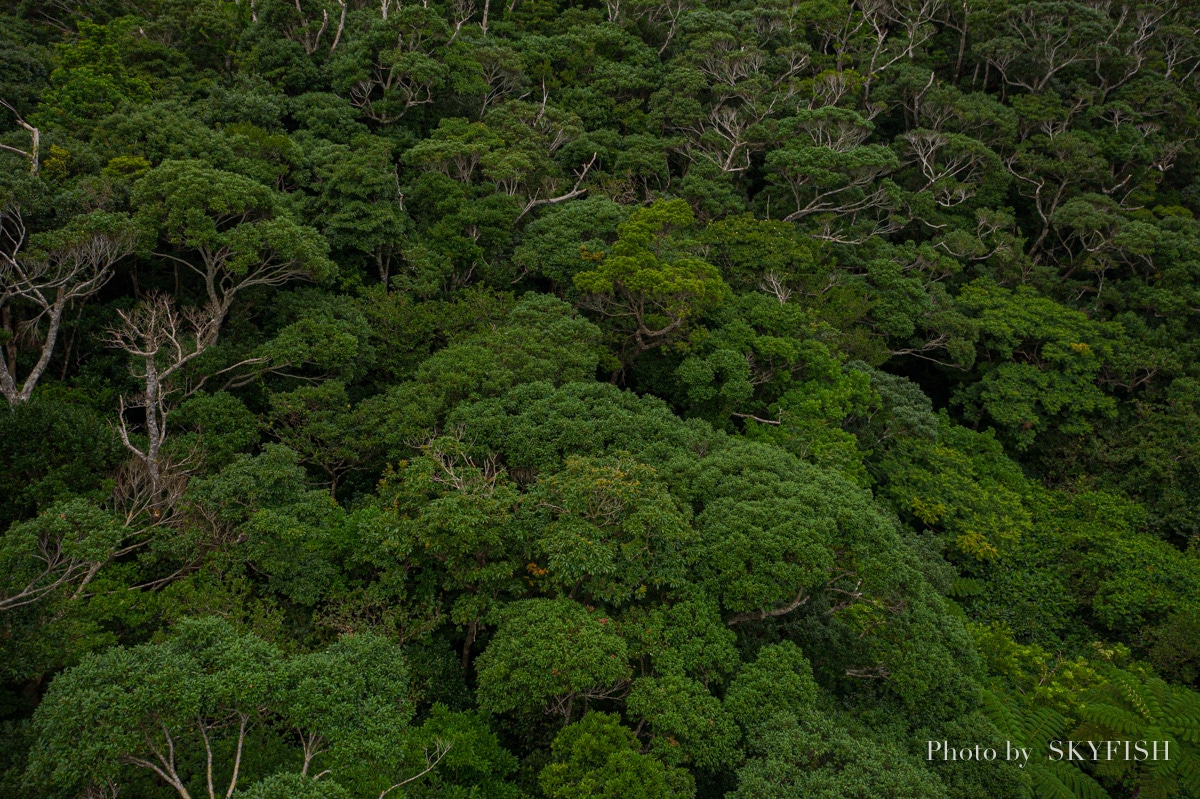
[461,618,478,673]
[1,291,68,405]
[143,354,164,495]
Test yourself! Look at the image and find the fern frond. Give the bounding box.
[1024,705,1067,745]
[982,688,1067,745]
[981,688,1022,739]
[948,577,984,597]
[1162,697,1200,742]
[1108,672,1153,720]
[1134,773,1172,799]
[1167,717,1200,741]
[1077,702,1143,736]
[1176,753,1200,795]
[1071,670,1200,799]
[1030,761,1111,799]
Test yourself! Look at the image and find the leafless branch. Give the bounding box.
[726,588,809,625]
[731,411,783,426]
[378,739,453,799]
[517,153,598,220]
[758,272,791,304]
[1,206,135,404]
[107,294,218,502]
[0,98,38,174]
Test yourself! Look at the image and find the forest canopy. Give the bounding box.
[2,1,1200,798]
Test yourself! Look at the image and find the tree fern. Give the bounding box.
[1073,670,1200,799]
[1029,761,1111,799]
[982,688,1109,799]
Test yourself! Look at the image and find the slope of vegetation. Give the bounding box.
[2,1,1200,798]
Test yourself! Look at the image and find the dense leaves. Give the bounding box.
[4,1,1200,798]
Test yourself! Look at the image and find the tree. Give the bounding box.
[618,599,740,687]
[0,499,123,613]
[723,642,818,733]
[763,109,900,239]
[687,440,876,624]
[328,5,453,123]
[731,709,951,799]
[390,705,519,797]
[574,199,728,377]
[539,712,695,799]
[361,293,602,460]
[972,1,1108,94]
[278,633,414,782]
[954,280,1118,450]
[524,454,696,604]
[0,207,136,404]
[25,617,413,799]
[626,675,740,770]
[672,292,875,478]
[133,160,335,338]
[475,598,631,721]
[0,396,121,529]
[26,617,282,799]
[299,134,407,285]
[267,380,372,499]
[510,197,628,292]
[382,429,525,667]
[879,418,1033,561]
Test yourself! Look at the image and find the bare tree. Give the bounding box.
[758,271,792,304]
[0,205,136,405]
[106,294,217,501]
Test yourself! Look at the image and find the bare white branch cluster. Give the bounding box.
[106,293,218,501]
